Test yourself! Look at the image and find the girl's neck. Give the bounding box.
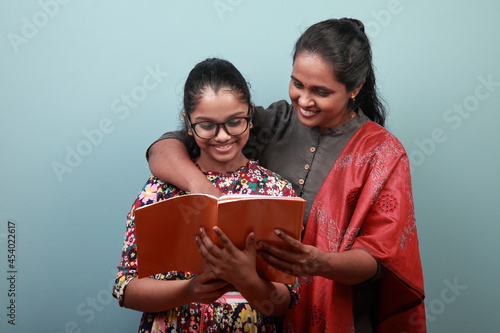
[195,154,249,174]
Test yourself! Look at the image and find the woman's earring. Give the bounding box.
[350,94,356,102]
[249,122,253,128]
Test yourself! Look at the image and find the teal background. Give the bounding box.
[1,0,499,332]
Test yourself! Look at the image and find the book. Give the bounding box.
[135,193,305,285]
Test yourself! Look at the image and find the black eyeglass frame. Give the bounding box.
[186,107,253,140]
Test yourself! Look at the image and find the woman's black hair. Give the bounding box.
[180,58,253,157]
[293,18,386,126]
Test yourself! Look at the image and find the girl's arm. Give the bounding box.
[113,177,231,313]
[257,230,378,285]
[122,271,233,313]
[148,138,222,197]
[196,227,291,316]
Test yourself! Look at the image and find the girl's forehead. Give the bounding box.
[197,89,244,106]
[198,87,244,102]
[191,91,248,120]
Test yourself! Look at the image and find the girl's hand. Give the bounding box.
[188,270,233,304]
[196,227,259,288]
[257,229,327,277]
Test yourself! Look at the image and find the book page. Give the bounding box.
[217,197,305,284]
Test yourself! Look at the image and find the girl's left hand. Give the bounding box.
[257,229,327,277]
[196,227,259,287]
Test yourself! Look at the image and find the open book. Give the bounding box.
[135,193,305,284]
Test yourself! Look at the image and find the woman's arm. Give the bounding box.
[147,101,288,195]
[148,138,221,197]
[257,230,378,285]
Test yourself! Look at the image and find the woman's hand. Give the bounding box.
[258,229,379,284]
[195,227,259,289]
[257,229,327,277]
[187,270,233,304]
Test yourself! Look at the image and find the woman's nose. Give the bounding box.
[298,91,314,108]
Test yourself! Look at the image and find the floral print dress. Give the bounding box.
[113,160,299,333]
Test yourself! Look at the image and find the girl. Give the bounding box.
[146,19,426,332]
[113,58,298,332]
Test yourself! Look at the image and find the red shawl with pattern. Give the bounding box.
[283,122,426,333]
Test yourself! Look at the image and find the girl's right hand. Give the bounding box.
[188,270,233,304]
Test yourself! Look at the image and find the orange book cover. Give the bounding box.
[135,194,305,285]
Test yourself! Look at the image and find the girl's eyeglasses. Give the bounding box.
[187,109,252,140]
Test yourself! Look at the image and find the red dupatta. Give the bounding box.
[283,122,426,332]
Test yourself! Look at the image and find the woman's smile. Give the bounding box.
[299,107,319,117]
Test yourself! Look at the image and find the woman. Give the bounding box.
[147,19,426,332]
[113,58,299,332]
